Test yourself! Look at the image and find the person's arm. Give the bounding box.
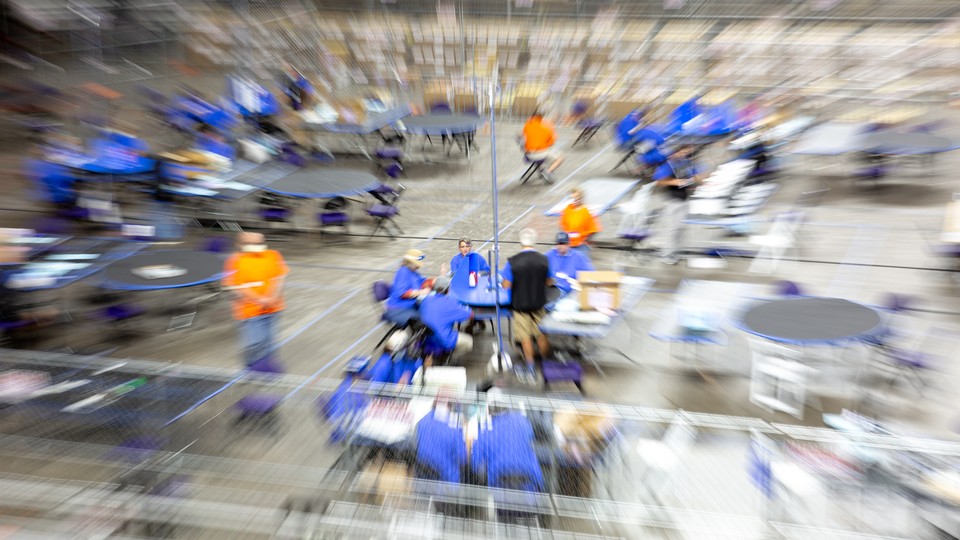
[500,262,512,290]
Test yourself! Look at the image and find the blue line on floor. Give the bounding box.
[163,372,246,427]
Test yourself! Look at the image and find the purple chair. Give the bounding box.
[259,207,291,222]
[774,280,803,297]
[382,161,403,180]
[203,236,230,253]
[573,118,604,147]
[430,103,452,114]
[318,197,350,242]
[542,360,584,393]
[366,184,405,237]
[376,147,404,161]
[234,394,283,419]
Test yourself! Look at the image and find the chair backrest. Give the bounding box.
[384,161,403,179]
[324,197,348,211]
[372,280,391,303]
[774,280,803,297]
[616,183,655,235]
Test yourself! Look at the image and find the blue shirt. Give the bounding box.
[449,252,490,276]
[386,265,425,310]
[366,352,422,384]
[196,135,235,160]
[419,293,472,350]
[415,411,466,483]
[546,248,595,293]
[471,412,544,490]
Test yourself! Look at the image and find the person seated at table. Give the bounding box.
[195,127,235,162]
[366,329,423,385]
[24,148,79,211]
[418,276,473,366]
[280,63,313,112]
[560,187,601,251]
[414,400,467,484]
[471,389,545,492]
[449,236,490,277]
[546,232,595,294]
[521,111,564,183]
[384,249,428,326]
[654,145,707,265]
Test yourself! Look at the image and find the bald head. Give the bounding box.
[237,232,266,252]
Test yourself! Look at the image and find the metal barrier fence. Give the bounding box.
[0,348,953,538]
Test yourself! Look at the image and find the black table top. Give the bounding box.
[101,250,226,290]
[402,114,482,135]
[260,167,380,198]
[738,297,882,345]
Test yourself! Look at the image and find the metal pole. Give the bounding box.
[489,80,505,372]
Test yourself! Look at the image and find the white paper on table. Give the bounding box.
[122,225,156,238]
[132,265,187,280]
[587,289,615,311]
[45,253,99,261]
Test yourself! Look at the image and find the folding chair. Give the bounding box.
[366,184,405,238]
[317,197,350,244]
[748,210,805,274]
[518,155,550,185]
[748,339,817,420]
[613,183,655,272]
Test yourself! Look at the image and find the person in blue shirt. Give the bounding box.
[280,64,313,111]
[384,249,428,326]
[414,405,467,483]
[449,236,490,277]
[418,276,473,365]
[471,390,545,492]
[653,145,706,265]
[366,329,423,385]
[24,154,78,209]
[546,232,595,294]
[196,127,235,161]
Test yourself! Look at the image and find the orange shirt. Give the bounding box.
[522,117,557,153]
[560,204,600,247]
[223,250,289,320]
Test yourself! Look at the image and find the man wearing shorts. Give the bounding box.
[501,228,554,379]
[521,111,564,183]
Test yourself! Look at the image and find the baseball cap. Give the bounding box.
[403,248,425,268]
[556,232,570,245]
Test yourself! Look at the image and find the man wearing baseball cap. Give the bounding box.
[384,248,428,326]
[546,232,595,294]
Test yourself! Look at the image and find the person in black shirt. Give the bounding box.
[653,145,705,265]
[501,228,554,377]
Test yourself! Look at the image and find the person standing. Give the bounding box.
[560,187,601,251]
[223,232,288,368]
[653,145,705,265]
[501,228,554,380]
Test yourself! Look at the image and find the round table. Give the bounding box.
[101,250,226,290]
[260,167,380,198]
[737,297,882,345]
[860,132,956,155]
[401,114,482,135]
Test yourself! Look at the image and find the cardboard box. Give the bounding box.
[576,271,622,311]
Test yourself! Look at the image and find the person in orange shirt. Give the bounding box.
[521,111,565,182]
[560,187,601,250]
[223,232,289,368]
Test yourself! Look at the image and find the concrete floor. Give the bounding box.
[3,79,960,537]
[3,88,960,439]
